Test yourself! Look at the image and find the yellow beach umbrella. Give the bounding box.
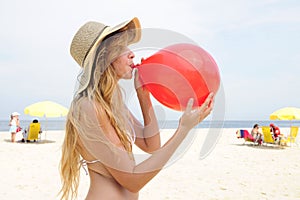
[24,101,68,141]
[24,101,68,118]
[270,107,300,146]
[269,107,300,120]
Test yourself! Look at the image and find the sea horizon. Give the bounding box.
[1,119,300,132]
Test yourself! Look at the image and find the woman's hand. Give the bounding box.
[134,69,150,97]
[179,93,214,131]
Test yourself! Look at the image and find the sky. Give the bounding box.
[0,0,300,121]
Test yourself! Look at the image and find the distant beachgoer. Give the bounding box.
[251,124,262,144]
[8,112,20,143]
[270,123,281,142]
[22,118,43,142]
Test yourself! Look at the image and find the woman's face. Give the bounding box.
[112,47,135,80]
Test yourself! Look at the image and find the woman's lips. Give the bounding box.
[130,64,137,69]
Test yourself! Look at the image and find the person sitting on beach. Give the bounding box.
[251,124,262,144]
[59,17,214,200]
[270,123,281,142]
[22,118,42,142]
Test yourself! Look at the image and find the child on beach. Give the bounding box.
[59,17,214,200]
[8,112,20,143]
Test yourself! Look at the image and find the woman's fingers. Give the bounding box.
[198,93,214,119]
[201,93,214,109]
[184,98,194,114]
[181,93,215,129]
[134,68,139,79]
[134,69,142,90]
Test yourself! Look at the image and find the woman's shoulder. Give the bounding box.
[75,97,105,114]
[73,97,93,109]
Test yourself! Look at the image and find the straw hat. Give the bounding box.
[70,17,141,67]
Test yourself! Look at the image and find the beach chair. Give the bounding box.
[286,126,299,146]
[236,129,255,144]
[26,122,42,142]
[261,126,280,146]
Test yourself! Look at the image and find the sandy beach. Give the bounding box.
[0,128,299,200]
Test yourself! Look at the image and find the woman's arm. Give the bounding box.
[133,87,161,153]
[106,94,214,193]
[77,93,213,193]
[131,70,160,153]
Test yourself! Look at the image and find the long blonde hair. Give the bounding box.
[59,31,134,200]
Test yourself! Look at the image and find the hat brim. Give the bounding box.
[103,17,141,44]
[86,17,141,66]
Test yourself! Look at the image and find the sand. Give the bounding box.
[0,128,299,200]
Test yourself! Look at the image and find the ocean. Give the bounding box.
[1,119,300,132]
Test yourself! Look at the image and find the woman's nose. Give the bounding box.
[128,50,135,59]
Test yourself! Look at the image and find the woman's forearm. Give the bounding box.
[135,125,189,170]
[120,125,191,192]
[136,88,161,151]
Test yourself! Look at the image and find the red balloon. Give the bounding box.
[135,43,220,111]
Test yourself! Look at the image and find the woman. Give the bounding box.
[59,17,214,200]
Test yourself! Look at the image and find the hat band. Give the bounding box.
[82,26,108,66]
